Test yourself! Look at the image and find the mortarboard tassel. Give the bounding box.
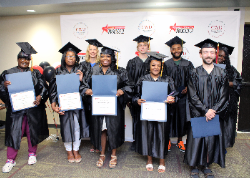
[30,56,33,72]
[116,52,119,69]
[216,43,219,64]
[160,60,164,77]
[149,37,151,51]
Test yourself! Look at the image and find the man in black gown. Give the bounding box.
[126,35,152,150]
[163,36,194,152]
[184,39,229,178]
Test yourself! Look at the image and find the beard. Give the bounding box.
[171,51,183,59]
[202,57,214,65]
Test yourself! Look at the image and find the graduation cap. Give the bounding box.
[101,46,119,55]
[194,38,218,49]
[165,36,186,47]
[147,52,168,76]
[16,42,37,59]
[133,35,153,43]
[218,42,234,55]
[147,52,167,61]
[85,39,103,47]
[58,42,81,54]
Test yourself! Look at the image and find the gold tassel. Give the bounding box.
[30,56,33,72]
[160,61,164,77]
[116,52,119,69]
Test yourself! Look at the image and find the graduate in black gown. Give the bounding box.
[83,46,133,168]
[133,52,178,173]
[184,39,229,178]
[126,35,152,150]
[49,42,89,163]
[163,36,194,152]
[80,39,103,153]
[0,42,49,173]
[217,42,241,148]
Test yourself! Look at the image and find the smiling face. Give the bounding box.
[65,51,76,67]
[17,57,30,69]
[100,53,112,67]
[150,59,162,76]
[200,48,216,65]
[88,45,98,58]
[170,44,183,59]
[218,50,226,64]
[137,42,149,54]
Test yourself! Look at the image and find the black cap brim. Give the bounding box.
[147,51,168,61]
[165,36,186,47]
[101,46,119,55]
[59,42,81,54]
[16,42,37,54]
[133,35,153,43]
[194,38,218,49]
[218,42,234,55]
[85,39,103,47]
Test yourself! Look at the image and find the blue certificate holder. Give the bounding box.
[6,71,36,112]
[191,115,221,138]
[56,73,83,111]
[92,75,117,116]
[214,63,226,69]
[140,81,168,122]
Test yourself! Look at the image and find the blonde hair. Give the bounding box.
[137,41,149,51]
[85,44,100,63]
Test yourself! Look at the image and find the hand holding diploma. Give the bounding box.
[85,89,93,96]
[4,81,11,88]
[116,89,124,97]
[76,70,83,82]
[205,109,216,122]
[51,102,65,115]
[137,99,146,106]
[165,96,175,104]
[33,95,42,106]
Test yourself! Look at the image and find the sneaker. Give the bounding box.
[168,140,171,151]
[28,153,37,165]
[177,141,186,152]
[2,159,16,173]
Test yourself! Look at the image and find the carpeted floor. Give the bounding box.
[0,128,249,178]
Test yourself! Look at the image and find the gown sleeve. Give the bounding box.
[132,77,143,106]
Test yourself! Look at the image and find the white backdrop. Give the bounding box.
[60,11,241,141]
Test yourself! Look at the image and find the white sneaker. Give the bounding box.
[2,160,16,173]
[28,155,37,165]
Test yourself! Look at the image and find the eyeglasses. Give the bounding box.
[18,58,30,61]
[66,56,76,59]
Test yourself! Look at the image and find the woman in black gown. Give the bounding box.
[83,46,133,168]
[132,53,178,173]
[49,42,89,163]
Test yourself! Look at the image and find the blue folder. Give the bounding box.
[56,73,83,111]
[191,115,221,138]
[140,81,168,122]
[92,75,117,116]
[6,71,36,112]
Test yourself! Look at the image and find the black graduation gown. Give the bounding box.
[223,66,241,148]
[163,58,194,137]
[0,67,49,150]
[80,61,99,138]
[132,74,178,159]
[184,65,229,168]
[83,65,133,151]
[126,56,151,140]
[49,64,89,142]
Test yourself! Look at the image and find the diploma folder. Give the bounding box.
[191,115,221,138]
[56,73,83,111]
[92,75,117,116]
[140,81,168,122]
[6,71,36,112]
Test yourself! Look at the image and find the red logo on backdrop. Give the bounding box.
[78,52,86,63]
[102,24,125,34]
[169,23,194,34]
[208,20,225,38]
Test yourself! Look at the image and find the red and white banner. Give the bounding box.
[60,11,240,141]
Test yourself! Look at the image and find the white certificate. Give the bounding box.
[141,102,166,122]
[92,96,116,115]
[59,92,82,110]
[11,90,35,111]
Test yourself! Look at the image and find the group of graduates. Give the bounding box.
[0,35,241,178]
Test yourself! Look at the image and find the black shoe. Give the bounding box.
[130,141,135,151]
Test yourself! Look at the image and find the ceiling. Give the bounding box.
[0,0,250,17]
